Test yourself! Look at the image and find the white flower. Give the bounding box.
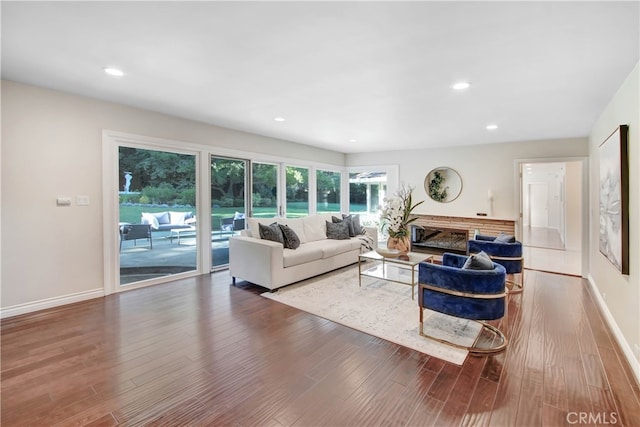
[380,184,424,238]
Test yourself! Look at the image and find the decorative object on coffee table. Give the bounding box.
[375,247,401,258]
[380,184,423,255]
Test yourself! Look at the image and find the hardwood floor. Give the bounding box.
[2,269,639,426]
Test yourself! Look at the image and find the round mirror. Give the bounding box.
[425,167,463,203]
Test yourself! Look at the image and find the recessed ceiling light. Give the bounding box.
[452,81,471,91]
[104,67,125,77]
[349,139,357,143]
[486,124,498,130]
[274,117,286,122]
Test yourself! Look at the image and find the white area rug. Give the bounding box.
[261,265,481,365]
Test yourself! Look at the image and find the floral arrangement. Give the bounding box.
[380,184,424,238]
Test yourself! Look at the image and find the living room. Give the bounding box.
[1,1,639,425]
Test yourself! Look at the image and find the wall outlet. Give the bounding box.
[602,292,607,301]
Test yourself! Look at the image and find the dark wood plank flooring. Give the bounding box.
[2,268,639,426]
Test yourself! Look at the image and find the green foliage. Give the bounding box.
[286,166,308,201]
[119,147,195,192]
[142,183,179,204]
[429,171,449,202]
[317,170,340,204]
[178,188,196,206]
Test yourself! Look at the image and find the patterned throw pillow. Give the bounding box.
[343,213,363,235]
[326,221,350,240]
[279,224,300,249]
[462,251,494,270]
[332,216,354,237]
[258,222,284,245]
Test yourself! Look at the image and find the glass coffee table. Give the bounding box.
[358,251,433,300]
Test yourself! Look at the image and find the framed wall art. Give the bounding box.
[598,124,629,274]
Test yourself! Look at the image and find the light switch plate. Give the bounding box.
[77,195,90,206]
[56,197,72,206]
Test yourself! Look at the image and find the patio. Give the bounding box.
[119,230,234,284]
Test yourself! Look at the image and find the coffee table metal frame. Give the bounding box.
[358,251,433,300]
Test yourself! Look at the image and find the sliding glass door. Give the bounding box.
[118,146,197,285]
[211,156,248,269]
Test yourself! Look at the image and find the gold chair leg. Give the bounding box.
[506,270,524,294]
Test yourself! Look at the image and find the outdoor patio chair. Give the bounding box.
[220,217,246,234]
[120,224,153,251]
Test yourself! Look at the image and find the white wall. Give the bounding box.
[565,161,583,251]
[347,138,588,223]
[588,62,639,375]
[0,80,345,310]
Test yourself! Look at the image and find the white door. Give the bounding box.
[529,183,549,227]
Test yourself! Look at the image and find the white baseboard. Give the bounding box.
[0,288,104,319]
[587,274,640,384]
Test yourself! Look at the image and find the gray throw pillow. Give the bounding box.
[342,214,364,235]
[462,251,494,270]
[279,224,300,249]
[326,220,350,240]
[258,222,284,245]
[332,216,355,237]
[495,233,516,243]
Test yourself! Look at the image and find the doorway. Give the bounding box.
[519,160,584,276]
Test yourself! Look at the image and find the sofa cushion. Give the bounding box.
[169,211,192,225]
[326,220,350,240]
[307,238,360,259]
[278,217,308,244]
[303,215,329,242]
[153,211,171,225]
[247,217,278,239]
[141,213,160,230]
[283,244,324,267]
[279,224,301,249]
[259,222,284,245]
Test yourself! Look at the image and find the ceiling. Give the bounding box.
[2,1,638,153]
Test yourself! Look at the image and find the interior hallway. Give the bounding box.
[523,226,582,277]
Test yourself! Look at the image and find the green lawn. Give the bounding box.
[119,202,366,230]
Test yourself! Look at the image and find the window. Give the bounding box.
[286,166,309,218]
[316,170,341,214]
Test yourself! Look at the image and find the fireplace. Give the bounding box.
[411,225,468,255]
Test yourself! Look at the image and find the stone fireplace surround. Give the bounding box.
[410,214,517,255]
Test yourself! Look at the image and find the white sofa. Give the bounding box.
[229,214,377,291]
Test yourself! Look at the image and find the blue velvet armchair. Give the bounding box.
[418,253,508,355]
[468,234,524,293]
